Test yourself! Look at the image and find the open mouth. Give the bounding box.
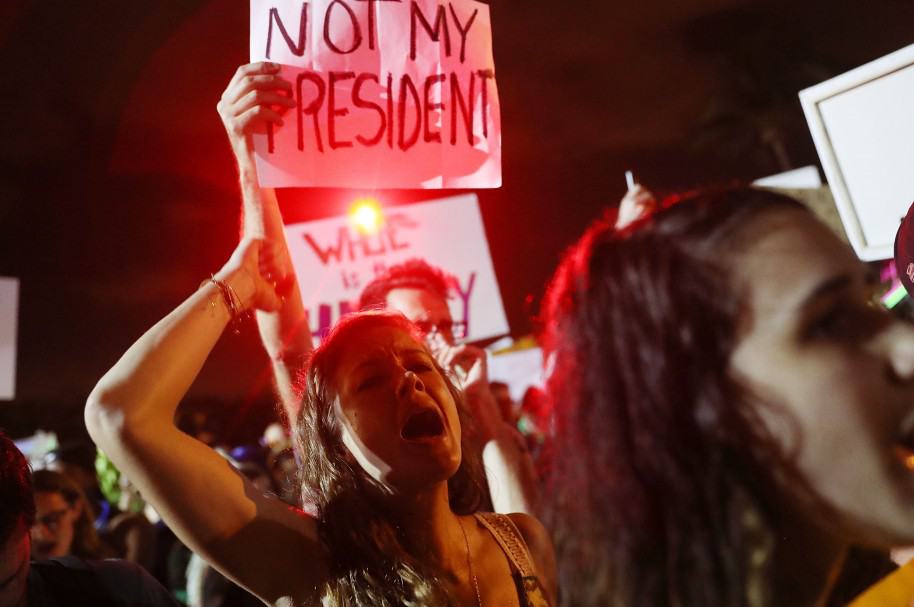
[401,409,445,441]
[894,414,914,470]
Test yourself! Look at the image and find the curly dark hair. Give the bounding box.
[358,259,455,311]
[294,311,485,606]
[0,432,34,544]
[541,187,807,607]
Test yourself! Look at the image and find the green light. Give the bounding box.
[883,283,908,309]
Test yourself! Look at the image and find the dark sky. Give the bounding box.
[2,0,914,439]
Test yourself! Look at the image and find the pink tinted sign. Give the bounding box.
[250,0,501,189]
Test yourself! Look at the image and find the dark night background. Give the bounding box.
[2,0,914,445]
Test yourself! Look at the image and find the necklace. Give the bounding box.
[457,516,483,607]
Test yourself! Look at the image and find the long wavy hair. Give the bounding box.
[293,311,485,606]
[32,468,112,559]
[542,187,807,606]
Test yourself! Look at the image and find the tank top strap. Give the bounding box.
[473,512,536,578]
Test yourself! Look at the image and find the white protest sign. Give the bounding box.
[283,194,509,340]
[489,346,544,403]
[0,278,18,401]
[249,0,501,189]
[801,43,914,261]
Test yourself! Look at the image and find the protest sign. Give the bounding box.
[249,0,501,189]
[0,278,18,400]
[801,43,914,261]
[283,194,509,340]
[489,346,544,403]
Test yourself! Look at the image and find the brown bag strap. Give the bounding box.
[474,512,536,578]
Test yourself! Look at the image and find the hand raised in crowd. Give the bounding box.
[217,62,296,144]
[614,184,657,230]
[429,336,488,389]
[214,238,286,313]
[217,62,312,425]
[428,335,503,440]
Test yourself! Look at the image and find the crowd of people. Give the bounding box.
[4,59,914,607]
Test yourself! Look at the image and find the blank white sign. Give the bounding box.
[0,278,18,400]
[801,44,914,260]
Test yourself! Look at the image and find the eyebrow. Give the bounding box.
[351,348,430,374]
[797,274,854,310]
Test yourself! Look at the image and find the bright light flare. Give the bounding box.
[349,198,384,234]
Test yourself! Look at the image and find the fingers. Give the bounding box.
[234,106,286,134]
[220,62,295,137]
[616,185,657,230]
[434,343,483,376]
[235,89,296,115]
[226,62,283,93]
[258,242,295,300]
[620,185,655,209]
[226,76,294,107]
[258,283,284,313]
[451,344,485,369]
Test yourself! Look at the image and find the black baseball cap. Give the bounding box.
[894,200,914,294]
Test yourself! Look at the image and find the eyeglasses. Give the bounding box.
[414,319,468,342]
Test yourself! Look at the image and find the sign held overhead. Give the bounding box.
[250,0,501,189]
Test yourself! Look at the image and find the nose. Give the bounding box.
[883,321,914,382]
[397,370,425,399]
[31,523,50,542]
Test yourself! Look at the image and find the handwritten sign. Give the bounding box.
[283,194,509,340]
[249,0,501,189]
[801,43,914,261]
[0,278,18,401]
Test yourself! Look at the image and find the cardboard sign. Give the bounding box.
[800,43,914,261]
[283,194,509,340]
[250,0,501,189]
[0,278,18,401]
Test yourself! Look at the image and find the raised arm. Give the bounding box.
[85,239,329,605]
[433,341,541,515]
[217,62,311,425]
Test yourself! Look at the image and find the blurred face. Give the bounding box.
[385,288,458,346]
[31,491,79,559]
[0,520,30,607]
[332,324,462,492]
[729,208,914,547]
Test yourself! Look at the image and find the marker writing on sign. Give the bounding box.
[281,69,495,154]
[266,1,480,62]
[303,214,418,265]
[262,1,494,155]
